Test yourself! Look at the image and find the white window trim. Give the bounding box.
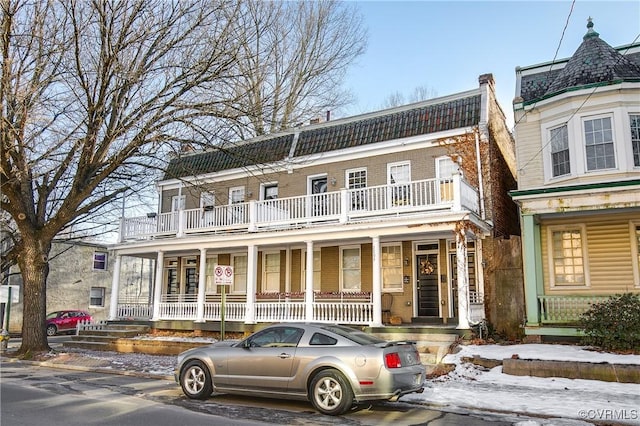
[200,191,215,208]
[581,113,617,173]
[435,155,460,179]
[339,245,361,292]
[345,167,367,188]
[542,118,576,183]
[381,243,403,293]
[229,186,245,204]
[547,224,591,289]
[89,286,105,307]
[628,112,640,169]
[387,161,411,184]
[260,182,278,201]
[262,251,281,293]
[307,173,328,195]
[630,221,640,288]
[93,252,108,271]
[231,253,247,294]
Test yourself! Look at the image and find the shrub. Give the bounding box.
[579,293,640,352]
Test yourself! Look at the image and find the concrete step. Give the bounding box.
[78,329,146,338]
[64,341,116,351]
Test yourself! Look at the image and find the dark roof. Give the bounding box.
[163,93,481,180]
[519,19,640,104]
[164,134,293,180]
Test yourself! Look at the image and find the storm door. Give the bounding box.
[416,254,439,317]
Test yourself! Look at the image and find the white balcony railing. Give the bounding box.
[120,175,479,241]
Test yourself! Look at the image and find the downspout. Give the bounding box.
[475,131,486,220]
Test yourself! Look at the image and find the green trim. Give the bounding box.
[511,179,640,198]
[525,326,584,337]
[522,215,542,325]
[522,78,640,107]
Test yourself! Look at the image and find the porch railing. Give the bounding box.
[117,292,375,325]
[538,295,611,324]
[120,175,479,241]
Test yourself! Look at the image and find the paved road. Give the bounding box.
[1,360,519,425]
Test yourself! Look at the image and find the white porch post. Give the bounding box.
[196,248,207,322]
[372,236,383,326]
[285,246,291,294]
[152,250,164,321]
[245,244,257,324]
[108,254,122,320]
[456,232,470,329]
[305,240,314,321]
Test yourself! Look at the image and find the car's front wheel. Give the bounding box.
[180,360,213,400]
[46,325,57,336]
[309,369,353,415]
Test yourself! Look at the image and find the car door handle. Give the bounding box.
[279,353,292,359]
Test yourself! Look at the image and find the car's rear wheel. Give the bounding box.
[46,325,57,336]
[309,369,353,416]
[180,360,213,400]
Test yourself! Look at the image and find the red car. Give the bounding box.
[46,310,93,336]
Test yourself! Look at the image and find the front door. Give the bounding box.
[416,254,439,317]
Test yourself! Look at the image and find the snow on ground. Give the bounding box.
[58,342,640,425]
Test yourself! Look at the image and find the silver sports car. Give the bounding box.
[175,323,426,415]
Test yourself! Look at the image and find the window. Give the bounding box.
[630,115,640,167]
[584,116,615,171]
[436,156,458,201]
[229,186,245,204]
[90,287,105,307]
[205,256,218,293]
[310,333,337,345]
[93,252,108,271]
[341,246,361,291]
[245,326,303,348]
[382,244,403,291]
[347,168,367,210]
[302,250,321,291]
[388,162,411,206]
[263,252,280,293]
[549,226,587,287]
[165,259,179,295]
[232,254,247,293]
[262,183,278,200]
[550,125,571,177]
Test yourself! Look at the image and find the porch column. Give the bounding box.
[245,244,258,324]
[305,240,314,321]
[371,236,383,327]
[522,214,543,325]
[456,232,470,329]
[108,254,122,320]
[196,248,207,322]
[285,246,291,294]
[152,250,164,321]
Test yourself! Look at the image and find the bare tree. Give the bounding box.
[0,0,365,354]
[381,85,438,109]
[227,0,367,138]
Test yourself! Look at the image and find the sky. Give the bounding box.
[341,1,640,129]
[36,340,640,425]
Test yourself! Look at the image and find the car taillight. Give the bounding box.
[385,352,402,368]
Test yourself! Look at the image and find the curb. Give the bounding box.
[1,355,174,382]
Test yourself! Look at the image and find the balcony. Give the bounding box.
[119,175,479,242]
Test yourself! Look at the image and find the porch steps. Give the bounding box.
[371,328,462,365]
[63,324,151,352]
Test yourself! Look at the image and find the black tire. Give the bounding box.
[46,324,57,336]
[180,360,213,400]
[309,369,353,416]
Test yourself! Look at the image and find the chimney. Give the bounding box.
[326,110,331,121]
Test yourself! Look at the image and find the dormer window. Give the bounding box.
[550,125,570,177]
[584,116,615,171]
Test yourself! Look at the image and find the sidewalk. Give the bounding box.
[3,342,640,425]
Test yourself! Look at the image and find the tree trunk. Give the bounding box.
[17,237,51,354]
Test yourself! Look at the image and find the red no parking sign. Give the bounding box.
[214,265,234,286]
